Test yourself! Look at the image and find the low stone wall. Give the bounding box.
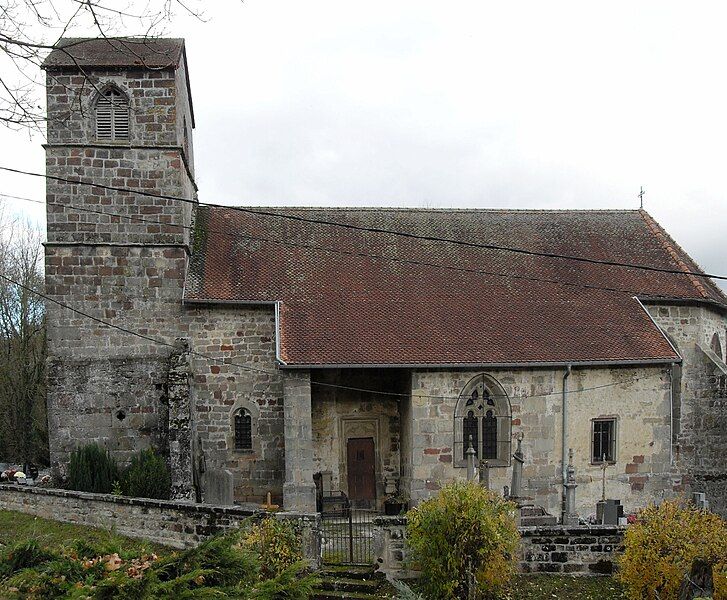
[373,516,625,579]
[520,525,625,574]
[0,485,320,565]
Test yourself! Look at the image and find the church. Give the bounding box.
[42,38,727,519]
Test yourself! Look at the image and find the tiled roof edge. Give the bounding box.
[638,209,720,302]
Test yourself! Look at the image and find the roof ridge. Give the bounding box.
[638,209,714,300]
[208,205,641,214]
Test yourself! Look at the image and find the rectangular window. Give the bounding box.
[592,418,617,463]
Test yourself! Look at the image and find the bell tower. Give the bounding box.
[42,38,197,474]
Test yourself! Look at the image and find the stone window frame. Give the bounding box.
[92,82,131,143]
[710,332,723,361]
[590,416,618,465]
[228,401,260,455]
[453,373,511,468]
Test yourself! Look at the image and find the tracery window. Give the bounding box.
[96,88,129,141]
[234,408,252,450]
[454,374,511,467]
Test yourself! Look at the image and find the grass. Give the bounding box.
[0,509,170,555]
[398,574,624,599]
[505,574,624,599]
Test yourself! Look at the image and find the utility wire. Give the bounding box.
[0,268,664,402]
[0,191,719,302]
[1,165,726,282]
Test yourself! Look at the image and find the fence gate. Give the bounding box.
[320,507,376,565]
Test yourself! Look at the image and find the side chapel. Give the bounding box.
[42,38,727,517]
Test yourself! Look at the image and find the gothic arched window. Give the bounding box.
[234,408,252,450]
[454,374,511,467]
[96,88,129,141]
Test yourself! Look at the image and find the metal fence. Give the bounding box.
[320,508,377,565]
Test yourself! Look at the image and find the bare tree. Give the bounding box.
[0,204,46,465]
[0,0,204,132]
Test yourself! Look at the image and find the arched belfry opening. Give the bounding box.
[94,85,129,141]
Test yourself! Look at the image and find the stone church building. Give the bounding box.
[42,38,727,518]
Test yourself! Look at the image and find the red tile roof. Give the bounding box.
[185,208,725,366]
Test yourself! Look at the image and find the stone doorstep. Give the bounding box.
[314,565,393,600]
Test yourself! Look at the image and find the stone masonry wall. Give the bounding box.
[519,525,625,575]
[45,244,189,471]
[649,303,727,516]
[186,305,285,504]
[0,485,320,564]
[44,62,196,475]
[372,516,625,580]
[408,366,674,517]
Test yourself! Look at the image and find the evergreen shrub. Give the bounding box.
[618,499,727,600]
[120,448,171,500]
[0,529,319,599]
[67,443,118,494]
[406,480,519,600]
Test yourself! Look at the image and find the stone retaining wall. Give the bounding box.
[372,516,625,580]
[519,525,625,574]
[0,485,320,565]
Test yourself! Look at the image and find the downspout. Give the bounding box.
[561,364,572,520]
[274,301,287,366]
[668,364,674,466]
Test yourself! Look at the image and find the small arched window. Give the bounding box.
[455,374,511,467]
[96,88,129,141]
[710,333,723,360]
[234,408,252,450]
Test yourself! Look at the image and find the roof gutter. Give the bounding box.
[182,298,278,307]
[277,357,680,369]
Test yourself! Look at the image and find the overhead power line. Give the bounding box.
[1,165,725,282]
[0,190,715,301]
[0,269,663,403]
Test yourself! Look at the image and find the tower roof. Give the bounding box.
[42,37,185,69]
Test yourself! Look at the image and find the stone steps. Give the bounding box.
[313,565,395,600]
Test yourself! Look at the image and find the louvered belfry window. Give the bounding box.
[96,89,129,141]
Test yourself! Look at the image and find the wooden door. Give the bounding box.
[347,437,376,508]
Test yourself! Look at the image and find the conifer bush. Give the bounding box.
[618,499,727,600]
[120,448,171,500]
[67,443,119,494]
[405,481,520,600]
[0,529,319,599]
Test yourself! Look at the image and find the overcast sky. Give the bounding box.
[1,1,725,289]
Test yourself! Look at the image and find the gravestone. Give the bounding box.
[202,469,234,505]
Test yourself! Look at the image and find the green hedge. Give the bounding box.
[120,448,171,500]
[67,444,171,500]
[67,444,119,494]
